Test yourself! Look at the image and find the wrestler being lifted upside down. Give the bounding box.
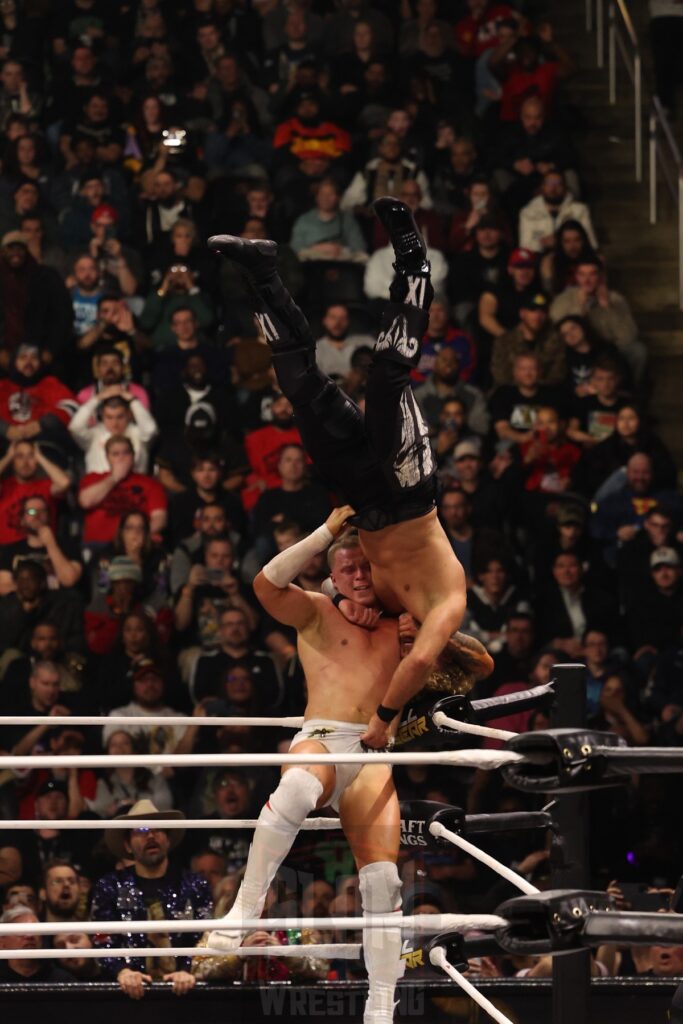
[209,197,467,748]
[208,507,492,1024]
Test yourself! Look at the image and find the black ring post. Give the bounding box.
[550,663,592,1024]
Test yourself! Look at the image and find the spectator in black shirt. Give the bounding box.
[0,561,84,655]
[479,611,537,697]
[0,905,72,984]
[568,355,626,448]
[537,551,618,658]
[540,220,598,297]
[61,91,124,167]
[0,493,82,595]
[168,453,245,549]
[478,245,539,342]
[191,606,280,709]
[490,351,565,447]
[618,505,683,603]
[626,547,683,660]
[449,214,509,326]
[576,403,677,499]
[250,443,331,563]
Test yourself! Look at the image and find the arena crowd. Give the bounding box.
[0,0,682,998]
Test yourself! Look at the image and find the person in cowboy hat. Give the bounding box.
[89,798,213,1001]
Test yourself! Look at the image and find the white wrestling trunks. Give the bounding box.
[289,719,368,811]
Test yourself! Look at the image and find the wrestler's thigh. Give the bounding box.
[339,763,400,869]
[285,740,337,807]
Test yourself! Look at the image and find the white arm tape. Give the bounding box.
[262,524,334,589]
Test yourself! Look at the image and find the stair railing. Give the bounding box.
[649,96,683,309]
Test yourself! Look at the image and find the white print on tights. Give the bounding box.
[375,314,419,361]
[394,390,434,488]
[405,276,427,308]
[255,311,279,343]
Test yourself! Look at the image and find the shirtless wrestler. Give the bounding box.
[209,198,466,749]
[209,507,491,1024]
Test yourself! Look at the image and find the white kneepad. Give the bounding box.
[359,861,402,914]
[262,768,323,834]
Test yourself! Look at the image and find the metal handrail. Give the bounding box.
[608,0,642,181]
[648,96,683,309]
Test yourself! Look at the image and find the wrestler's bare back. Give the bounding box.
[358,508,465,620]
[298,596,401,723]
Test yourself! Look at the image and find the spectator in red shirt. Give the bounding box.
[273,88,351,188]
[85,555,171,655]
[520,405,580,494]
[455,0,520,58]
[0,440,70,545]
[0,344,77,459]
[78,435,167,546]
[241,393,304,511]
[492,25,574,122]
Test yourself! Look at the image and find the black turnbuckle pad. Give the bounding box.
[501,728,626,794]
[425,931,469,973]
[399,800,465,849]
[495,889,615,955]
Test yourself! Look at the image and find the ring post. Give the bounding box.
[550,663,591,1024]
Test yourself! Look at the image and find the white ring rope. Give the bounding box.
[429,822,540,896]
[0,715,305,728]
[0,749,526,770]
[432,711,517,742]
[0,944,361,961]
[0,817,342,830]
[0,914,508,939]
[429,946,514,1024]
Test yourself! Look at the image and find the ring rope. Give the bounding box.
[0,715,305,729]
[429,821,539,896]
[429,946,514,1024]
[0,817,342,830]
[432,711,517,742]
[0,749,525,770]
[0,913,508,939]
[0,944,359,961]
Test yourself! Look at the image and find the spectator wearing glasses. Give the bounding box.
[91,800,213,1000]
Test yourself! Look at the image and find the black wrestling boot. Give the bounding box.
[208,233,314,348]
[207,234,278,282]
[372,196,429,274]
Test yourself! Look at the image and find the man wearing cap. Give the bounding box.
[519,169,597,253]
[90,799,213,1000]
[103,660,197,756]
[491,290,565,386]
[84,555,149,655]
[626,547,683,660]
[0,232,73,367]
[478,245,539,341]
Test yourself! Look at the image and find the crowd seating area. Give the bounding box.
[0,0,682,996]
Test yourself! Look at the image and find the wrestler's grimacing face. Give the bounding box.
[331,549,377,607]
